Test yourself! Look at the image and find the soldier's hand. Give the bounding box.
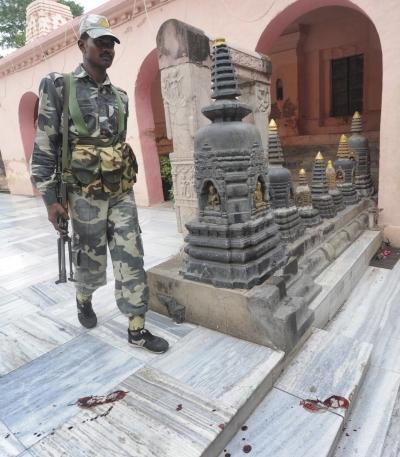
[47,203,69,234]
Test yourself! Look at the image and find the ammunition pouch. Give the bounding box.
[67,140,137,195]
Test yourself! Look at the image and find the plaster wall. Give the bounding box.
[0,0,399,242]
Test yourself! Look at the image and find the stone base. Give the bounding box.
[330,189,345,212]
[338,183,359,205]
[312,194,337,218]
[149,255,313,353]
[148,199,374,354]
[274,206,305,243]
[184,212,287,289]
[298,206,321,227]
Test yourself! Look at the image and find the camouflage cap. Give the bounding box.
[79,14,120,44]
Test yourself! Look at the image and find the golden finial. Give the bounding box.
[269,118,277,130]
[315,151,324,160]
[213,38,226,47]
[298,168,308,186]
[353,111,361,119]
[326,160,336,190]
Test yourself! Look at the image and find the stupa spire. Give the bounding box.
[337,134,350,159]
[350,111,363,134]
[268,118,284,165]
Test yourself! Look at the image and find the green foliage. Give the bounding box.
[159,155,174,201]
[0,0,84,49]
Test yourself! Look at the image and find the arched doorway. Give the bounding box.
[19,91,39,163]
[257,1,382,191]
[134,49,169,205]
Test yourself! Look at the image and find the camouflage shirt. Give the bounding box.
[30,64,129,206]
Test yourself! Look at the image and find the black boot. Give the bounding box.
[77,297,97,329]
[128,328,169,353]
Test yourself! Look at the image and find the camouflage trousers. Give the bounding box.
[68,189,148,316]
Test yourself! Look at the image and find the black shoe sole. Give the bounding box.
[78,313,98,329]
[127,339,169,354]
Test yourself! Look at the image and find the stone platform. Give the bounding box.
[148,199,374,353]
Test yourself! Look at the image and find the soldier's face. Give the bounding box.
[79,36,116,69]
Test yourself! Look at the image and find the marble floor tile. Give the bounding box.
[0,420,25,457]
[333,367,400,457]
[275,329,372,418]
[0,312,82,376]
[0,294,39,328]
[220,388,343,457]
[90,311,196,362]
[16,278,76,311]
[0,334,142,448]
[381,386,400,457]
[151,327,284,410]
[28,366,235,457]
[327,266,393,343]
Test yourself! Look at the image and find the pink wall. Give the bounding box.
[269,6,382,138]
[134,49,164,206]
[19,91,39,163]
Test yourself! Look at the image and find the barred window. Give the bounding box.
[331,54,363,116]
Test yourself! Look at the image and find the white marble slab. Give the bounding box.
[276,329,372,418]
[90,311,196,362]
[220,388,343,457]
[151,327,284,410]
[381,386,400,457]
[0,420,25,457]
[0,312,82,376]
[309,231,382,328]
[28,366,235,457]
[0,333,142,448]
[0,294,39,328]
[16,278,76,311]
[327,266,393,343]
[333,367,400,457]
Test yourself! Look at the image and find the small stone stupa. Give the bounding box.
[294,169,321,227]
[326,160,345,212]
[334,134,359,205]
[311,152,337,218]
[267,119,304,242]
[26,0,73,44]
[348,111,374,196]
[183,38,286,289]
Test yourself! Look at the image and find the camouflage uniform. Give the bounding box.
[31,64,148,316]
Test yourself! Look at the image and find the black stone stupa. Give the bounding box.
[182,38,286,289]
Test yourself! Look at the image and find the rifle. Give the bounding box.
[55,72,75,285]
[55,156,75,284]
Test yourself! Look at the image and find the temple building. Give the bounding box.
[1,0,400,244]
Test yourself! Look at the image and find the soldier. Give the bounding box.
[30,14,169,354]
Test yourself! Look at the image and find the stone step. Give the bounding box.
[309,230,382,328]
[25,327,284,457]
[326,264,400,456]
[220,328,372,457]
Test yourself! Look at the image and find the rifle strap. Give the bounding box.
[62,73,71,171]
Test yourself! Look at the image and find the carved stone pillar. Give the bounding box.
[157,20,212,233]
[230,48,272,158]
[157,20,272,233]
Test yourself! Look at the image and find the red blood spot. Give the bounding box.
[218,423,225,430]
[76,391,128,408]
[243,444,252,453]
[241,425,248,431]
[322,395,350,410]
[176,404,183,411]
